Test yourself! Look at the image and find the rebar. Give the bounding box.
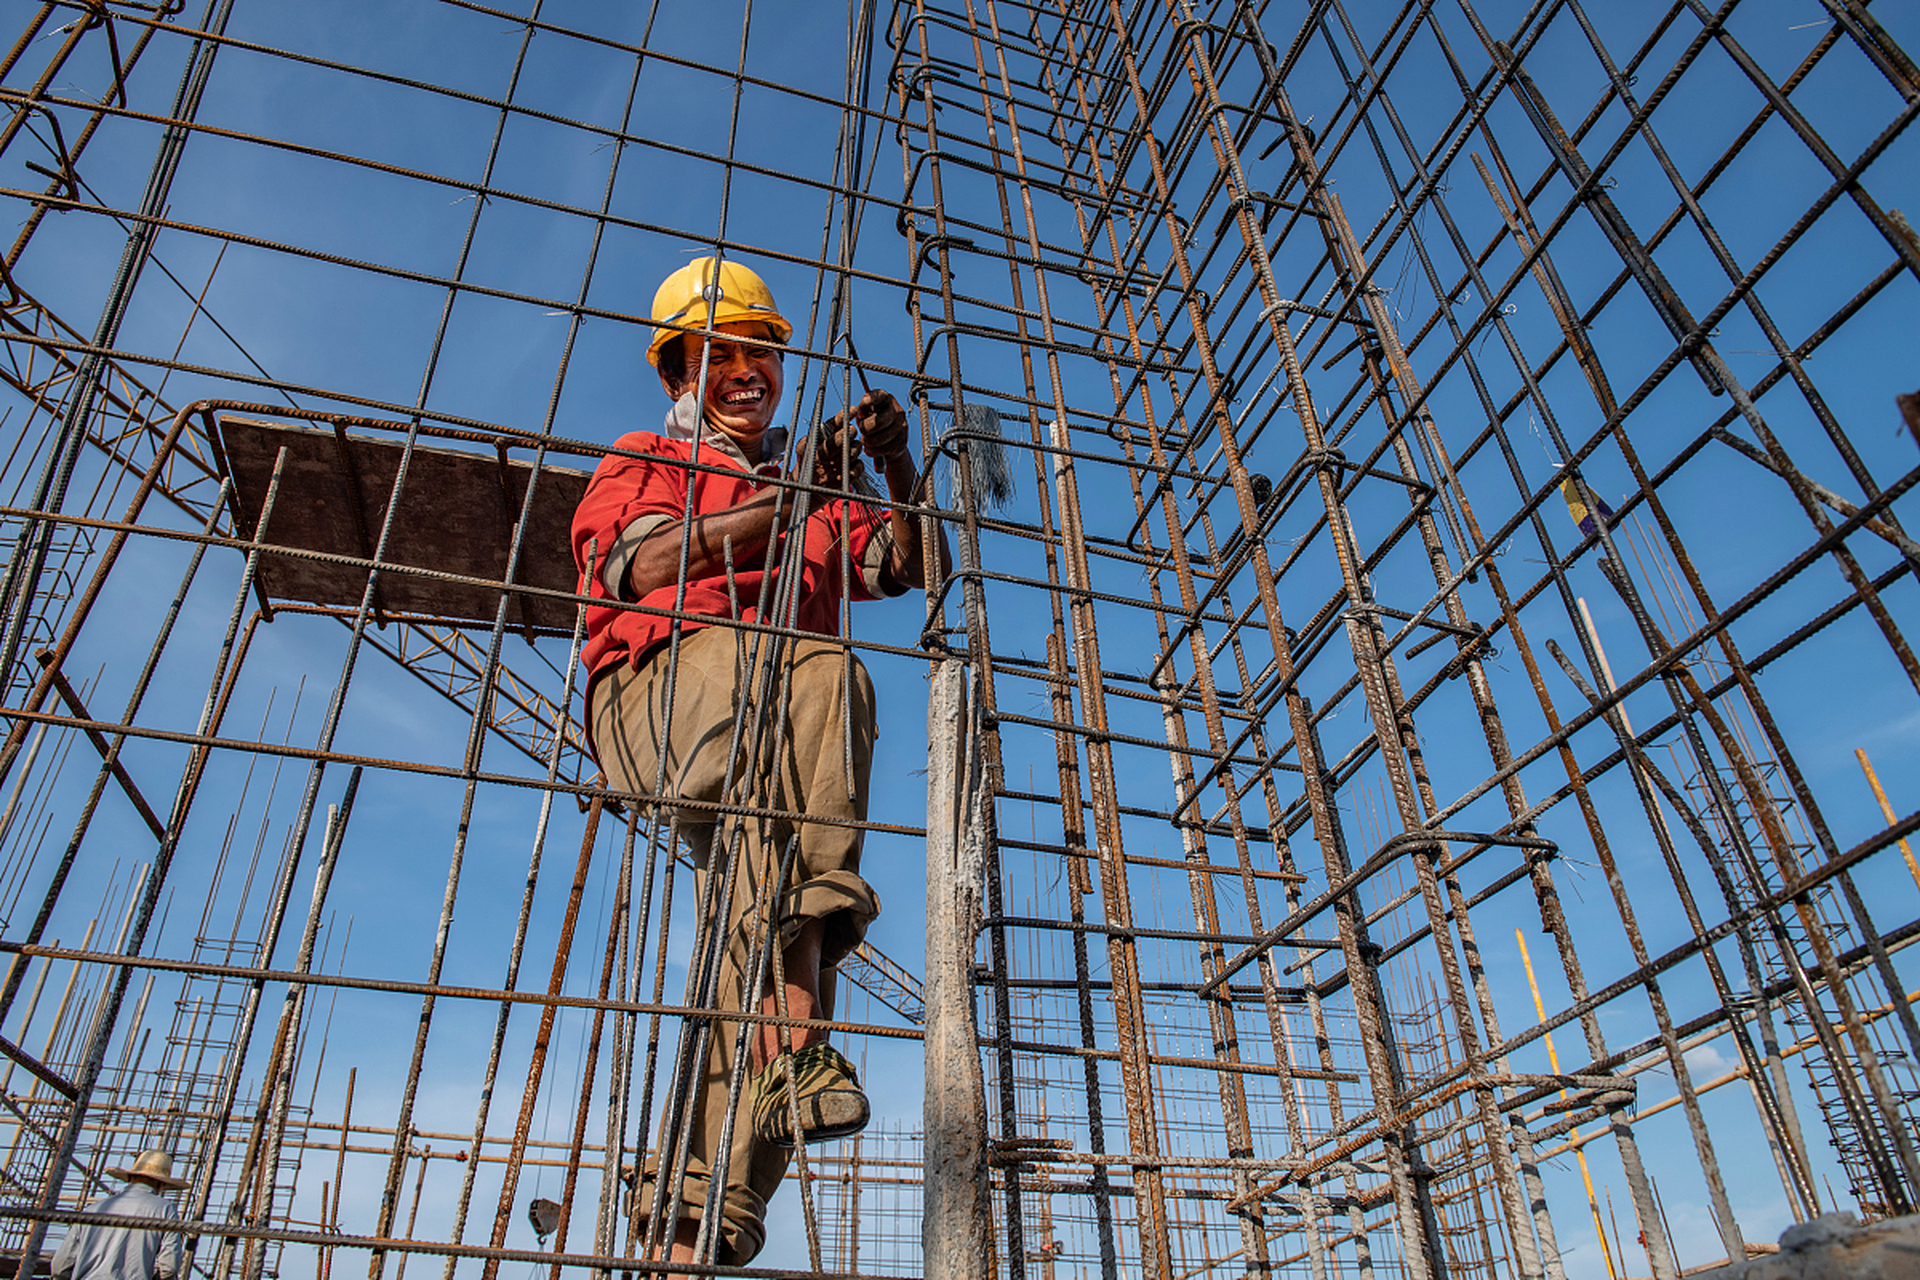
[0,2,1915,1278]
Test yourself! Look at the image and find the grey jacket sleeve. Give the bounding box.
[156,1227,184,1280]
[49,1225,77,1280]
[602,514,672,600]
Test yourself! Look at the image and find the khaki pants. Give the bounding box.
[592,623,880,1265]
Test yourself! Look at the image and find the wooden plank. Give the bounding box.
[215,417,592,632]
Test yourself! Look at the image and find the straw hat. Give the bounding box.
[104,1150,188,1191]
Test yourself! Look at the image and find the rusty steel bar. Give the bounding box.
[0,3,1916,1278]
[478,796,604,1279]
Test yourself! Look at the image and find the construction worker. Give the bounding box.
[50,1151,188,1280]
[571,257,932,1265]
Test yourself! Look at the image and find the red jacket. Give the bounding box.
[571,429,896,684]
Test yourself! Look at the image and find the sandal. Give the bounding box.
[751,1043,871,1148]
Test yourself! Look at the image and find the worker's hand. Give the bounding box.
[849,389,910,463]
[810,417,859,491]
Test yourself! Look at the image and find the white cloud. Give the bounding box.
[1683,1041,1736,1078]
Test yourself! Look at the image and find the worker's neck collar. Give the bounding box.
[662,393,787,465]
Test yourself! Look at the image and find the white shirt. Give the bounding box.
[50,1184,184,1280]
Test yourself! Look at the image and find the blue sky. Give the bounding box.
[3,1,1919,1277]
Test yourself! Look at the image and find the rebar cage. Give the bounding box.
[0,1,1917,1278]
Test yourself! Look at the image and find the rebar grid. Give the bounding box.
[0,1,1913,1278]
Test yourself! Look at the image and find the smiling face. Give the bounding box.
[660,320,785,456]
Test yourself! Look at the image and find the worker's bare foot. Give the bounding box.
[755,985,825,1065]
[636,1217,700,1276]
[752,917,829,1068]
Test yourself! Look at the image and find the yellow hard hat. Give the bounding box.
[647,257,793,367]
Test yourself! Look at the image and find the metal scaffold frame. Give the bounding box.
[0,0,1916,1277]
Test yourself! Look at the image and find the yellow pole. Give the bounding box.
[1517,928,1619,1280]
[1856,748,1920,896]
